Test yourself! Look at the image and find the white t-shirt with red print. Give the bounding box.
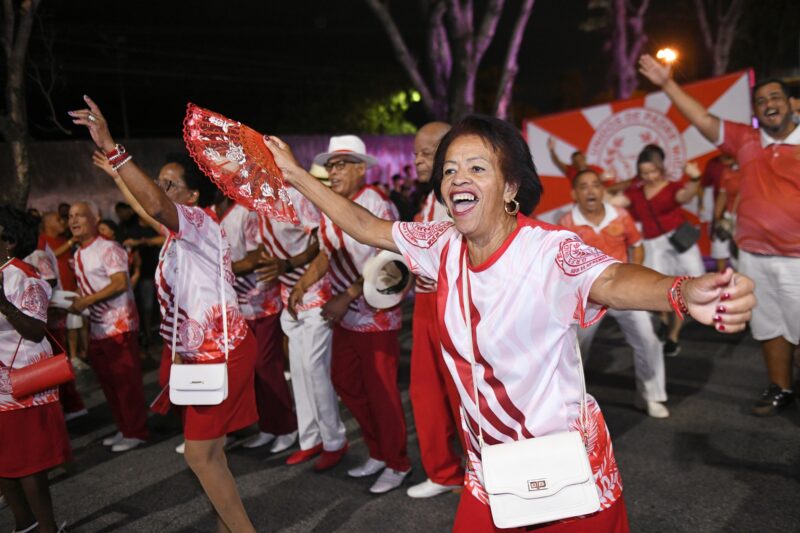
[413,191,450,293]
[320,186,401,333]
[259,186,331,313]
[212,203,281,320]
[0,259,56,412]
[74,237,138,341]
[156,205,248,363]
[391,216,624,510]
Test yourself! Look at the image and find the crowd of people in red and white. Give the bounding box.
[2,51,797,532]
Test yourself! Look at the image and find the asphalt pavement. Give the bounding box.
[2,311,799,532]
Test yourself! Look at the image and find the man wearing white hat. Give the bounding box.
[405,122,466,499]
[292,135,411,494]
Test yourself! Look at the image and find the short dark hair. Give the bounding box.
[571,168,602,189]
[164,152,218,208]
[571,151,583,159]
[0,205,39,259]
[98,219,119,241]
[431,114,543,216]
[636,144,665,170]
[752,78,790,103]
[115,202,132,211]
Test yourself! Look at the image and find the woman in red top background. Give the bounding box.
[620,144,704,357]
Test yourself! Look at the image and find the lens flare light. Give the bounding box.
[656,48,678,64]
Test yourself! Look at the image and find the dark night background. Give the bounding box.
[15,0,800,139]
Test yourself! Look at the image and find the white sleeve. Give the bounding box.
[391,221,455,280]
[540,232,619,328]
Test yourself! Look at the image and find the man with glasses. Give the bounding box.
[292,135,411,494]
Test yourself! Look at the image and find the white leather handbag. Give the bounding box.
[460,252,600,529]
[169,224,230,406]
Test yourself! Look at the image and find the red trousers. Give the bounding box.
[453,490,630,533]
[332,325,409,471]
[410,292,464,485]
[249,314,297,435]
[51,327,86,414]
[87,332,149,440]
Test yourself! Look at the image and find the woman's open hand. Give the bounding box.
[683,268,755,333]
[69,95,115,152]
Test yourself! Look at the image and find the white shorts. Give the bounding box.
[710,236,731,260]
[643,233,706,277]
[738,250,800,345]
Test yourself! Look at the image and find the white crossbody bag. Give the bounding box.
[169,225,229,406]
[460,252,600,529]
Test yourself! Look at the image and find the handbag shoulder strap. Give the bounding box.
[460,247,589,450]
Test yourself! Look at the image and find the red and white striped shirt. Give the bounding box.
[0,259,54,412]
[413,191,450,293]
[321,186,401,332]
[156,205,248,363]
[212,203,281,320]
[392,215,623,509]
[258,187,331,313]
[74,237,138,340]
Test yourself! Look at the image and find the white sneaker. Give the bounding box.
[635,398,670,419]
[407,478,461,498]
[242,432,275,449]
[64,408,88,422]
[111,438,145,452]
[175,441,185,454]
[269,431,298,453]
[369,467,411,494]
[102,431,123,447]
[13,521,39,533]
[347,457,386,478]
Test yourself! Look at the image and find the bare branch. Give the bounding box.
[692,0,715,52]
[9,0,38,67]
[493,0,535,119]
[474,0,505,64]
[363,0,436,115]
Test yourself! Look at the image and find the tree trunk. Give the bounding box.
[493,0,536,119]
[692,0,745,76]
[1,0,40,209]
[610,0,649,99]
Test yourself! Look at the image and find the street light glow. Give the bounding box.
[656,48,678,64]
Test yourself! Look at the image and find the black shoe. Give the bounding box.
[751,384,796,416]
[664,340,681,357]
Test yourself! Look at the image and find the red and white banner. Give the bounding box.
[525,71,753,240]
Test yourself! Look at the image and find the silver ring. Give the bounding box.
[88,114,97,122]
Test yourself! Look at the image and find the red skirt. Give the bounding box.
[160,328,259,441]
[0,402,72,478]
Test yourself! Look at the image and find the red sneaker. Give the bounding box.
[285,443,323,465]
[314,443,349,471]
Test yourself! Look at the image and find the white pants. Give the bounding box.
[280,306,347,451]
[579,309,667,402]
[643,233,706,277]
[738,251,800,345]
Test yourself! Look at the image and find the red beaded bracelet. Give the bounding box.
[668,276,691,319]
[105,144,132,171]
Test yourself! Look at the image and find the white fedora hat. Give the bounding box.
[313,135,378,168]
[362,251,413,309]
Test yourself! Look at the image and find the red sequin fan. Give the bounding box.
[183,103,298,224]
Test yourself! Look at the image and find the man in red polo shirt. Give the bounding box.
[641,54,800,415]
[559,169,669,418]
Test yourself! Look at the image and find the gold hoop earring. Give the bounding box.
[504,198,520,216]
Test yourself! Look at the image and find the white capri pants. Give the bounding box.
[738,250,800,345]
[643,233,706,277]
[280,305,347,451]
[579,309,667,402]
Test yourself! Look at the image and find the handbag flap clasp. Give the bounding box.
[481,431,593,500]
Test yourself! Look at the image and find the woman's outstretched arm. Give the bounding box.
[70,96,179,232]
